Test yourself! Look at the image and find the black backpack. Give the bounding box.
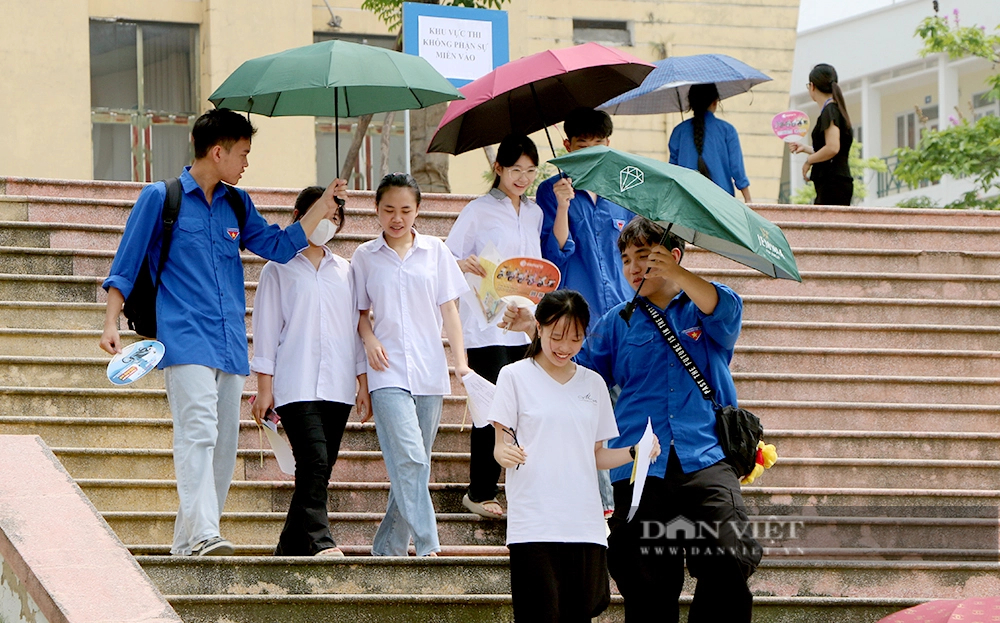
[122,178,247,338]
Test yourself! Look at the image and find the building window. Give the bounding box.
[312,33,406,188]
[573,19,633,47]
[973,91,1000,120]
[90,19,198,182]
[896,105,938,149]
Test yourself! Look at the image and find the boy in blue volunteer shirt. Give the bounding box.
[99,109,346,556]
[536,107,635,333]
[502,216,761,622]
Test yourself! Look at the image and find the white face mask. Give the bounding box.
[308,219,336,246]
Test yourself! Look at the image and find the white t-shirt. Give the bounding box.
[444,189,543,349]
[489,358,620,546]
[350,230,469,395]
[251,248,366,408]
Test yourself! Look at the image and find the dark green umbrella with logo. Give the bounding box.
[549,146,800,281]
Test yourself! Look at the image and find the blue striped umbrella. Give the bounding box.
[598,54,771,115]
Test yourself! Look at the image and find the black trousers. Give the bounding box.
[607,449,762,623]
[466,345,528,502]
[508,542,611,623]
[814,176,854,206]
[273,400,351,556]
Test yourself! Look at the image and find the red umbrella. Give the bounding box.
[427,42,654,156]
[878,597,1000,622]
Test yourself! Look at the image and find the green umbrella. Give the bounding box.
[549,146,801,282]
[209,39,463,177]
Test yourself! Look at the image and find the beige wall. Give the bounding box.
[0,0,92,180]
[1,0,799,198]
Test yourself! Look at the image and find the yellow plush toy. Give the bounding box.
[740,441,778,485]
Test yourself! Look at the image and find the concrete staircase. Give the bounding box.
[2,175,1000,622]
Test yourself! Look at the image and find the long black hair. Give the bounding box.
[491,134,539,189]
[809,63,852,129]
[524,290,591,359]
[292,185,345,233]
[688,83,720,180]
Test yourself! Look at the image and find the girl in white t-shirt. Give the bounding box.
[444,134,544,520]
[350,173,472,557]
[489,290,660,621]
[251,185,369,557]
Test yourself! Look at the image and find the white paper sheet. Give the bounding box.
[263,419,296,475]
[628,418,656,522]
[461,371,496,428]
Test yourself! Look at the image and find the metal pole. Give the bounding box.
[404,109,411,174]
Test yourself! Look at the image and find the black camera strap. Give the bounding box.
[638,299,716,404]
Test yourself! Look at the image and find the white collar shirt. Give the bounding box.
[250,247,365,408]
[444,188,544,349]
[350,230,470,395]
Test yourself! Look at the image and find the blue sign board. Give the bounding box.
[402,2,509,88]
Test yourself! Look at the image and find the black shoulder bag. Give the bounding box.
[639,299,763,479]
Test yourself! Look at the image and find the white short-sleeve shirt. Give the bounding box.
[444,189,544,349]
[489,358,620,546]
[250,248,366,408]
[350,230,469,395]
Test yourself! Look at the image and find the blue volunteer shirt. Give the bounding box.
[576,283,742,481]
[668,111,750,196]
[536,174,635,331]
[103,167,308,375]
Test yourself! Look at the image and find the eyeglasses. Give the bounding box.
[506,167,538,181]
[501,426,521,470]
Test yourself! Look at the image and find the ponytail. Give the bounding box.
[809,63,852,129]
[687,83,720,180]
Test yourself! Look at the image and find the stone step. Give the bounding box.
[749,400,1000,433]
[48,442,1000,490]
[0,301,108,330]
[733,372,1000,405]
[774,220,1000,252]
[1,194,460,236]
[739,321,1000,350]
[730,347,1000,377]
[151,594,921,623]
[751,202,1000,227]
[2,296,997,334]
[0,177,472,211]
[686,246,1000,276]
[76,475,1000,516]
[702,268,1000,300]
[136,556,1000,603]
[102,508,1000,552]
[0,273,102,303]
[742,295,1000,326]
[0,417,474,453]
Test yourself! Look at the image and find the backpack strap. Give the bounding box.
[222,183,248,251]
[155,177,183,288]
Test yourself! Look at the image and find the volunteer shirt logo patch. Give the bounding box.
[227,228,240,241]
[683,327,703,341]
[614,219,626,231]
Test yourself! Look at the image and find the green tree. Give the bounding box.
[791,142,887,204]
[892,10,1000,209]
[362,0,510,32]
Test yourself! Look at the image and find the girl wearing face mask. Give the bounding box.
[488,290,660,621]
[351,173,472,557]
[251,185,369,557]
[444,134,544,520]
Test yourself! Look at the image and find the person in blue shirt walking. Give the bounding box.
[99,108,346,557]
[501,216,762,622]
[536,107,636,334]
[668,83,752,202]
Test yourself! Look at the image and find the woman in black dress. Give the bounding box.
[791,63,854,205]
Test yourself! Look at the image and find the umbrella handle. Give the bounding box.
[335,197,346,208]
